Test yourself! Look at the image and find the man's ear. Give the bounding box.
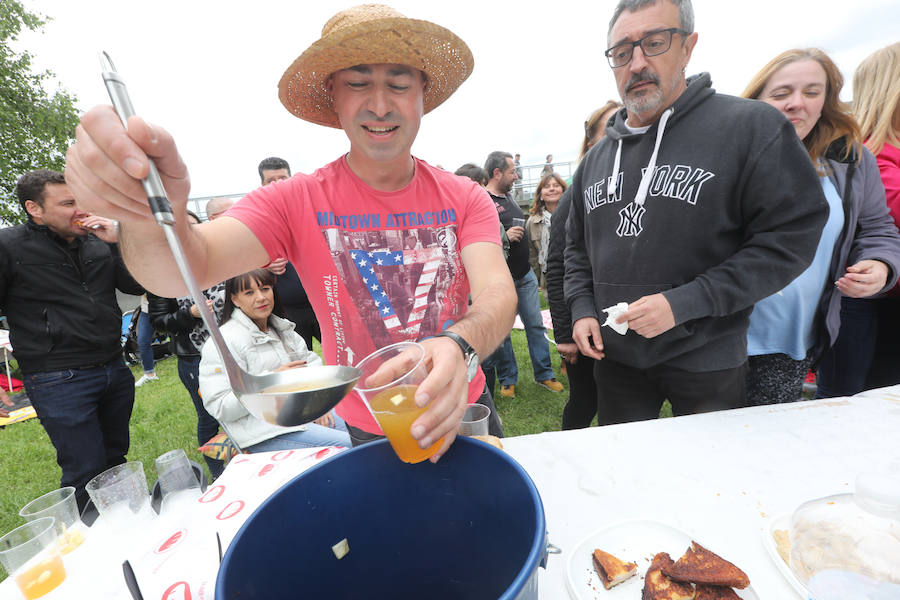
[682,31,699,67]
[24,200,42,221]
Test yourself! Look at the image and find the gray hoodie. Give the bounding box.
[564,73,828,371]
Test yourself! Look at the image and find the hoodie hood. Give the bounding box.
[605,73,716,209]
[606,72,715,142]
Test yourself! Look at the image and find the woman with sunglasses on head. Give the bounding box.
[741,48,900,403]
[817,42,900,394]
[544,102,619,429]
[199,269,350,452]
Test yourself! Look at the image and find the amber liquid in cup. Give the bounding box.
[15,554,66,599]
[369,384,441,464]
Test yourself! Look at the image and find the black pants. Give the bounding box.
[593,358,748,425]
[561,353,599,429]
[23,358,134,512]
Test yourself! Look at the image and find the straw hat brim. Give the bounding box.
[278,16,474,128]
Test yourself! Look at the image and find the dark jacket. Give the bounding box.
[546,188,574,344]
[148,285,225,358]
[0,221,143,372]
[813,139,900,356]
[565,73,829,371]
[490,192,532,279]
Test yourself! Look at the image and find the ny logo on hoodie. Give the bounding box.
[617,201,646,237]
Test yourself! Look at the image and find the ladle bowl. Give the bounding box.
[238,365,361,426]
[100,52,360,426]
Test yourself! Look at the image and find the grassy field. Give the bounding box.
[0,322,578,573]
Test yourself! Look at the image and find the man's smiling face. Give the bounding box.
[329,64,426,165]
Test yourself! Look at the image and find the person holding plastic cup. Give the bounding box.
[199,269,350,451]
[66,5,516,463]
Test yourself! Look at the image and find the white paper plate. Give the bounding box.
[565,518,759,600]
[760,513,807,599]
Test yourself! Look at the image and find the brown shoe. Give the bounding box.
[537,379,564,392]
[500,384,515,398]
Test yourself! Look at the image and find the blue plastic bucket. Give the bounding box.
[217,437,549,599]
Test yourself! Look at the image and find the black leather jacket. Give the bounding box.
[148,286,224,357]
[0,221,143,372]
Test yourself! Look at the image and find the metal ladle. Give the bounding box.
[100,52,360,427]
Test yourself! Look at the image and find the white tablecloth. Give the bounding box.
[503,387,900,598]
[2,387,897,598]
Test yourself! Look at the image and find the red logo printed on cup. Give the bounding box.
[216,500,245,520]
[315,448,332,460]
[161,581,192,600]
[155,530,186,554]
[199,485,225,503]
[257,463,275,477]
[271,450,294,461]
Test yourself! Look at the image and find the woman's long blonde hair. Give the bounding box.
[853,42,900,156]
[742,48,860,163]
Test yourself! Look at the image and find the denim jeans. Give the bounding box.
[136,310,156,374]
[245,420,351,452]
[495,269,554,383]
[23,358,135,512]
[177,355,224,479]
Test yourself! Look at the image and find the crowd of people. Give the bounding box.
[1,0,898,513]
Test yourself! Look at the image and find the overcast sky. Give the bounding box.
[15,0,900,200]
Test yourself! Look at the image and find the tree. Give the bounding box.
[0,1,80,225]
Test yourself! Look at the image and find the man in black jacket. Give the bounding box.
[0,169,143,511]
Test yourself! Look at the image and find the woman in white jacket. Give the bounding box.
[199,269,350,452]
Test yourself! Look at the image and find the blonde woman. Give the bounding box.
[526,173,568,288]
[828,42,900,390]
[742,48,900,403]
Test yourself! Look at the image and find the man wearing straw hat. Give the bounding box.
[66,5,516,462]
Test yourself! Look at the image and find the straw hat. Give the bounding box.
[278,4,475,128]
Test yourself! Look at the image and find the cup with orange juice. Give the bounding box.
[0,517,67,599]
[355,342,442,463]
[19,487,86,555]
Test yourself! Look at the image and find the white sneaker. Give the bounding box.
[135,373,159,387]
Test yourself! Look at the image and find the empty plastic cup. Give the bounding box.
[155,449,201,515]
[0,517,66,599]
[85,462,153,531]
[19,487,85,555]
[459,403,490,437]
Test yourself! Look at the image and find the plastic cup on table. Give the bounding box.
[0,517,67,599]
[19,487,86,556]
[154,449,201,515]
[458,404,490,437]
[85,462,154,532]
[355,342,441,464]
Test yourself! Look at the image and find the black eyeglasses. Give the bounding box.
[604,28,689,68]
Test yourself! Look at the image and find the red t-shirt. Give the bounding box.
[227,156,500,433]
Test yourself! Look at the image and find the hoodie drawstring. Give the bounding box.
[609,107,674,208]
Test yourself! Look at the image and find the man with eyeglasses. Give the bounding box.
[564,0,829,422]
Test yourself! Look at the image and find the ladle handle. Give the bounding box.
[98,51,249,395]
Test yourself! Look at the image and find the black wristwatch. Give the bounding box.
[435,331,479,382]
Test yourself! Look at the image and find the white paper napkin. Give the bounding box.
[602,302,629,335]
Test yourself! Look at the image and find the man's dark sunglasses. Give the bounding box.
[604,28,689,68]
